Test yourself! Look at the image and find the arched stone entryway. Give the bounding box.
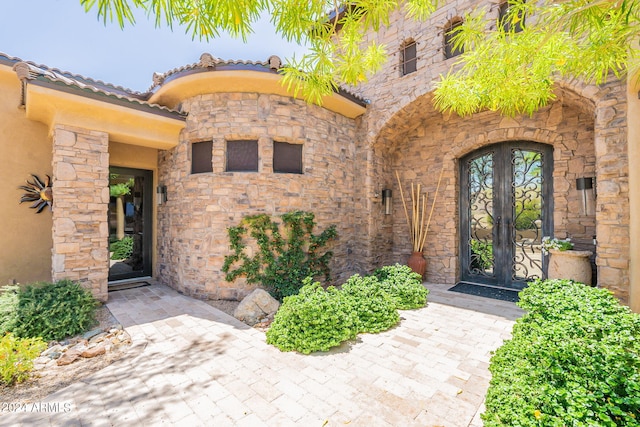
[364,81,629,302]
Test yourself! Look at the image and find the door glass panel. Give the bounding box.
[511,149,543,281]
[108,170,149,280]
[467,153,495,277]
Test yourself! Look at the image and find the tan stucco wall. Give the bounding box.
[627,74,640,312]
[109,142,159,278]
[0,65,52,285]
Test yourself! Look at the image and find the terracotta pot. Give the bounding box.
[547,249,593,285]
[407,252,427,280]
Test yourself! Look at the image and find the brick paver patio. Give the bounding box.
[2,282,522,426]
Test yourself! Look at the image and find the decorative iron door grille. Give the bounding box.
[460,142,553,289]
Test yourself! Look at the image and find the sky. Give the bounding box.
[0,0,308,92]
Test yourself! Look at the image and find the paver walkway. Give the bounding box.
[2,282,522,426]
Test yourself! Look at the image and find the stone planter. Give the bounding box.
[547,249,593,285]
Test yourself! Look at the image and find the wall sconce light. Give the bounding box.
[156,185,167,205]
[576,177,595,216]
[382,189,392,215]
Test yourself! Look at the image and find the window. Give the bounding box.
[191,141,213,174]
[444,20,464,59]
[499,2,525,33]
[226,140,258,172]
[400,40,417,76]
[273,141,303,174]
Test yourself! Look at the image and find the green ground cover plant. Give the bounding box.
[265,281,357,354]
[483,279,640,426]
[222,211,337,301]
[0,333,46,385]
[0,280,98,341]
[109,235,134,260]
[341,275,400,333]
[266,266,428,354]
[373,264,429,309]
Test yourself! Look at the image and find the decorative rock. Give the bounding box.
[89,332,108,344]
[81,345,106,358]
[42,344,63,358]
[83,328,104,341]
[56,350,81,366]
[233,289,280,326]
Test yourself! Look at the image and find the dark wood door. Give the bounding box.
[460,142,553,289]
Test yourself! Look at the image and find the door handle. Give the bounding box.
[495,216,501,245]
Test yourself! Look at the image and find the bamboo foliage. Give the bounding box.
[395,166,445,253]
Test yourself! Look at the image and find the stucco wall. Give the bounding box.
[0,65,52,285]
[157,93,359,299]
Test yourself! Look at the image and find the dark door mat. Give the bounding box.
[448,282,520,303]
[108,281,151,292]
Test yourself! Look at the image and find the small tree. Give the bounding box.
[222,211,337,300]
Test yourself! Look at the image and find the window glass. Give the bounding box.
[227,140,259,172]
[401,41,417,75]
[273,141,303,174]
[444,20,464,59]
[499,2,525,33]
[191,141,213,174]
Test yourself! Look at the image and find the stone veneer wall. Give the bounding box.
[157,93,360,300]
[51,125,109,302]
[346,0,630,301]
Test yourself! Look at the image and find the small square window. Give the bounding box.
[191,141,213,174]
[499,2,525,33]
[273,141,303,174]
[227,140,258,172]
[401,41,417,75]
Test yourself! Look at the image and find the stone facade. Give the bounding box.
[51,125,110,302]
[157,93,361,299]
[348,4,631,302]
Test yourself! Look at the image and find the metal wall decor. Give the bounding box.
[19,174,53,213]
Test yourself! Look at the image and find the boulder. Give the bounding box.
[81,344,106,358]
[56,350,81,366]
[233,289,280,326]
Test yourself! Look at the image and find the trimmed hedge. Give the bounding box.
[483,279,640,426]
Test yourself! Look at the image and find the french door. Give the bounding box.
[460,142,553,289]
[108,167,153,282]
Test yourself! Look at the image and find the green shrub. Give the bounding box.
[341,275,400,333]
[266,281,357,354]
[222,211,337,301]
[0,285,19,335]
[483,279,640,426]
[9,280,98,341]
[110,235,134,260]
[469,239,494,271]
[373,264,429,309]
[0,333,46,385]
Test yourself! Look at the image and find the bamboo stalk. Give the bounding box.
[424,164,445,243]
[396,171,412,239]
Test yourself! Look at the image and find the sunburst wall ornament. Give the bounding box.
[19,174,53,213]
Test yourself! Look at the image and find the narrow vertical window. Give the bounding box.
[444,20,464,59]
[499,2,525,33]
[226,140,258,172]
[273,141,303,174]
[191,141,213,174]
[400,40,417,76]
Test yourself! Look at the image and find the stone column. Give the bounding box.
[593,81,630,303]
[51,125,110,302]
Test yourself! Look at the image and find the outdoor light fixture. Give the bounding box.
[382,188,393,215]
[576,177,595,216]
[156,185,167,205]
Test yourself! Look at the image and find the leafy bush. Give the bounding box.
[222,211,337,301]
[0,285,19,335]
[4,280,98,341]
[0,333,46,385]
[373,264,429,309]
[266,281,357,354]
[469,239,494,271]
[110,235,134,260]
[483,279,640,426]
[341,275,400,333]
